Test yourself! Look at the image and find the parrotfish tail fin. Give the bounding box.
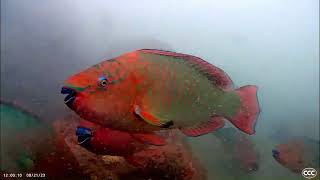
[228,85,260,135]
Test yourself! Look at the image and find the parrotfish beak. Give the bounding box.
[248,163,259,172]
[76,127,92,148]
[272,149,280,159]
[61,86,77,107]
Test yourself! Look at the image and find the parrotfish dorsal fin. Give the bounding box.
[139,49,234,91]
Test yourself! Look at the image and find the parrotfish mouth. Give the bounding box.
[61,86,77,107]
[272,149,280,159]
[247,163,259,172]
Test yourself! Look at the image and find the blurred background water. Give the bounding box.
[1,0,319,180]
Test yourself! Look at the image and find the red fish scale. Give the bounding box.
[184,55,233,91]
[139,49,233,91]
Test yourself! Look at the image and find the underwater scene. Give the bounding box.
[1,0,319,180]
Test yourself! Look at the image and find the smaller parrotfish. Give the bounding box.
[76,120,148,157]
[0,100,51,172]
[61,49,260,145]
[0,100,83,179]
[213,127,260,173]
[75,120,206,180]
[272,137,319,173]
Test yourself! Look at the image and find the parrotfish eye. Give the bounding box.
[98,76,108,88]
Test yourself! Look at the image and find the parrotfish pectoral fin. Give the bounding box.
[227,85,260,135]
[132,133,166,146]
[180,117,225,137]
[134,105,174,128]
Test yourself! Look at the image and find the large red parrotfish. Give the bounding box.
[61,49,260,144]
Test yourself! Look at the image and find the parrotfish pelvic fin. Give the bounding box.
[180,117,225,137]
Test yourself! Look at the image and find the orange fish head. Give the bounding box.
[61,60,136,126]
[272,141,305,173]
